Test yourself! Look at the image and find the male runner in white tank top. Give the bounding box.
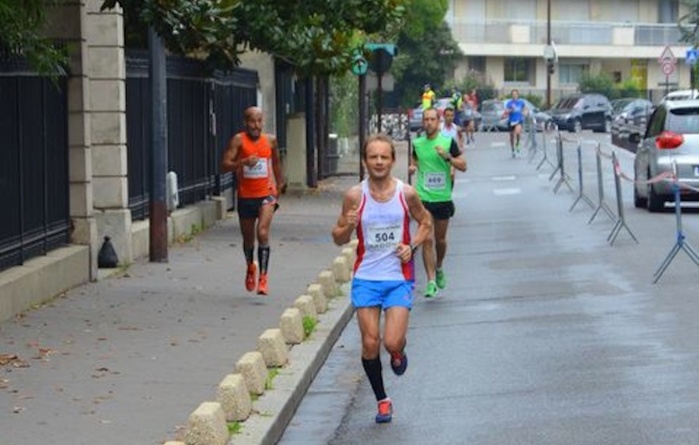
[332,134,432,424]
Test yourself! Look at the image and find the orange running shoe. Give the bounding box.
[257,273,268,296]
[245,263,257,292]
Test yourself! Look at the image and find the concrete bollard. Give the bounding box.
[306,283,328,314]
[318,270,337,298]
[332,256,351,283]
[341,246,355,269]
[280,307,305,344]
[216,373,252,422]
[293,295,317,321]
[184,401,229,445]
[257,328,289,367]
[235,351,267,395]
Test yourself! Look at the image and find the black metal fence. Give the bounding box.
[0,60,70,273]
[125,52,258,220]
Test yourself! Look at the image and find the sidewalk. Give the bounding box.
[0,172,365,445]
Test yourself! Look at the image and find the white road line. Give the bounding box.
[492,175,516,181]
[493,188,521,196]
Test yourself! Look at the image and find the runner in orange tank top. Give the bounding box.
[220,106,285,295]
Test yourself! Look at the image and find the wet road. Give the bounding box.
[280,131,699,445]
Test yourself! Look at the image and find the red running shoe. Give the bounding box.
[375,398,393,423]
[257,273,268,296]
[245,263,257,292]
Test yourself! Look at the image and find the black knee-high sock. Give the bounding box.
[362,357,387,401]
[244,246,254,265]
[258,244,270,274]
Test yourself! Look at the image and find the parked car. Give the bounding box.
[408,97,450,131]
[548,93,613,133]
[660,89,699,103]
[631,100,699,212]
[478,98,553,132]
[408,97,482,132]
[610,98,654,151]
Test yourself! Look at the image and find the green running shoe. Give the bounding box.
[424,280,438,298]
[435,269,446,289]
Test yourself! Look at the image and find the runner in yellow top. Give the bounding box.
[421,83,436,110]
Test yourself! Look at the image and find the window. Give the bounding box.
[469,56,486,74]
[658,0,679,23]
[558,64,588,85]
[493,0,535,20]
[646,107,666,138]
[504,58,532,83]
[668,107,699,134]
[597,0,638,22]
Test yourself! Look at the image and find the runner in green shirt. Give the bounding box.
[409,107,467,298]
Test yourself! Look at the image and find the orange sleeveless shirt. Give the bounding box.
[237,132,276,198]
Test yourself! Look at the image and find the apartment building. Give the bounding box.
[447,0,692,100]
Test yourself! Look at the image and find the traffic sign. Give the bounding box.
[351,56,368,76]
[659,45,676,64]
[661,62,675,76]
[659,45,677,77]
[686,48,699,67]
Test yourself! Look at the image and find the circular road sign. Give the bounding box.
[661,61,675,76]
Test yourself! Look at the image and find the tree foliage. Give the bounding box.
[679,0,699,46]
[578,72,615,98]
[0,0,68,76]
[392,19,461,106]
[102,0,406,75]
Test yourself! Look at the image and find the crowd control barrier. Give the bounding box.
[550,133,574,193]
[607,151,638,245]
[569,140,595,212]
[541,134,699,283]
[588,144,616,224]
[652,161,699,283]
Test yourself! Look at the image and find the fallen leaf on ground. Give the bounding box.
[0,354,18,365]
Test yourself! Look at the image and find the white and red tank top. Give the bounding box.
[354,179,413,281]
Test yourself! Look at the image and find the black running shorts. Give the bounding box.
[422,200,455,220]
[237,196,278,219]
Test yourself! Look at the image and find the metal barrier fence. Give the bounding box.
[528,126,699,283]
[125,52,258,219]
[0,63,70,273]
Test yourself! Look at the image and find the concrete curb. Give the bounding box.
[172,249,355,445]
[232,285,353,445]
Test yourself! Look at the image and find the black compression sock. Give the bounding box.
[244,246,254,265]
[362,357,387,401]
[258,244,270,274]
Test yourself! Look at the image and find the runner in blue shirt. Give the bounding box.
[502,89,528,158]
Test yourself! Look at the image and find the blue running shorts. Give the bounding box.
[351,278,414,310]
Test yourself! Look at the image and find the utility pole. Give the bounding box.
[148,26,168,262]
[546,0,552,109]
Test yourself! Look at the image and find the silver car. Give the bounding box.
[632,100,699,212]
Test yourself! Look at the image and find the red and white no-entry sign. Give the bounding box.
[661,61,676,76]
[659,45,677,76]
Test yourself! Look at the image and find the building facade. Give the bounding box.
[447,0,692,101]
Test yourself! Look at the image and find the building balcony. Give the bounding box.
[450,19,684,51]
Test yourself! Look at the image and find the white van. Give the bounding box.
[661,89,699,102]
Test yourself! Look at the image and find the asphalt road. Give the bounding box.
[279,130,699,445]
